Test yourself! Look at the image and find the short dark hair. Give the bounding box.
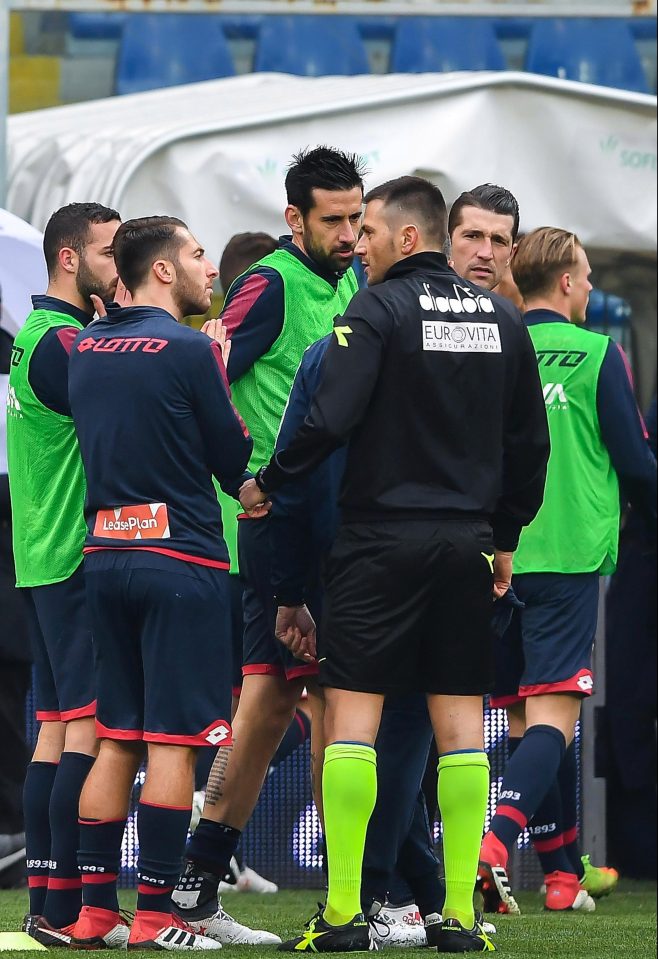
[219,232,278,293]
[113,216,188,294]
[43,202,121,278]
[285,146,366,217]
[512,227,582,300]
[448,184,520,241]
[364,176,448,243]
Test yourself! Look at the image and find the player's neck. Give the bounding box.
[45,281,93,316]
[130,289,182,322]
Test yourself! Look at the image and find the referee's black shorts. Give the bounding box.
[319,519,495,696]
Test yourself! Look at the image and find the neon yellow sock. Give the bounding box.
[438,750,490,930]
[322,743,377,927]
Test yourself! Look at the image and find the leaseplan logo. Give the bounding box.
[94,503,170,540]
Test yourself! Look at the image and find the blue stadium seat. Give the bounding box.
[115,15,235,96]
[253,16,370,76]
[391,17,506,73]
[525,18,649,93]
[69,13,127,40]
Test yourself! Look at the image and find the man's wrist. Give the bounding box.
[254,466,270,493]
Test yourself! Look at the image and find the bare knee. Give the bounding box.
[32,720,66,762]
[64,715,99,757]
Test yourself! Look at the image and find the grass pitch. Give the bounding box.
[0,883,655,957]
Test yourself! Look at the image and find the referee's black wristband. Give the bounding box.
[254,466,269,493]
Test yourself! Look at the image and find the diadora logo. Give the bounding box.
[205,721,232,746]
[6,384,22,413]
[93,503,170,540]
[577,674,594,692]
[543,383,569,409]
[419,282,496,315]
[77,336,169,354]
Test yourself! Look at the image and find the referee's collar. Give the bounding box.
[384,251,450,281]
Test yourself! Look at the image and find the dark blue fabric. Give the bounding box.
[79,816,127,913]
[69,304,252,566]
[28,296,92,416]
[23,761,57,915]
[136,801,192,915]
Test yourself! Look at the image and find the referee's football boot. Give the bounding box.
[431,915,496,953]
[172,861,222,923]
[278,906,378,952]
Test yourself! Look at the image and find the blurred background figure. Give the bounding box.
[0,282,31,890]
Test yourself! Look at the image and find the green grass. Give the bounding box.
[0,883,655,957]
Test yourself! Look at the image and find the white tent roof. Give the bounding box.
[7,71,656,265]
[0,208,47,335]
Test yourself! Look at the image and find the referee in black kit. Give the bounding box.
[241,176,549,955]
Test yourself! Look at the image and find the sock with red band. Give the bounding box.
[488,725,566,862]
[136,802,192,916]
[558,741,585,879]
[44,752,95,928]
[78,817,127,914]
[527,778,576,876]
[23,761,58,915]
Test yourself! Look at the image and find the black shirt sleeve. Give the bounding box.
[491,320,551,552]
[222,269,285,384]
[30,326,78,416]
[597,341,657,530]
[258,296,392,492]
[190,340,254,486]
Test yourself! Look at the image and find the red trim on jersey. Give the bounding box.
[60,700,97,722]
[56,326,79,356]
[242,663,285,677]
[222,273,270,338]
[495,805,528,830]
[83,546,230,569]
[139,801,192,812]
[36,709,62,722]
[488,693,524,709]
[519,669,594,699]
[48,877,82,890]
[96,719,143,741]
[533,833,565,853]
[82,873,118,885]
[28,877,49,888]
[209,341,249,439]
[563,826,579,846]
[286,663,319,680]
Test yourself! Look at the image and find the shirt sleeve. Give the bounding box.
[222,269,285,384]
[31,326,78,416]
[258,296,392,493]
[597,341,657,529]
[491,320,551,552]
[191,340,254,487]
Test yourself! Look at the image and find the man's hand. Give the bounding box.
[493,549,514,599]
[275,605,317,663]
[201,317,232,367]
[239,477,269,514]
[91,280,132,319]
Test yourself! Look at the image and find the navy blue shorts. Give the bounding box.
[490,572,598,708]
[84,550,233,746]
[228,572,244,695]
[239,515,318,683]
[23,563,96,723]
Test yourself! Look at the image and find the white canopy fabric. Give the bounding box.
[7,71,656,266]
[0,207,47,335]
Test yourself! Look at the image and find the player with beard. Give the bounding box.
[172,147,364,940]
[66,216,270,951]
[7,202,121,946]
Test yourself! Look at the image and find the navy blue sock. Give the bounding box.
[490,725,567,857]
[137,802,191,916]
[409,870,446,920]
[23,761,58,915]
[78,817,127,913]
[270,708,311,769]
[558,741,584,879]
[527,779,575,876]
[186,818,241,879]
[44,752,95,928]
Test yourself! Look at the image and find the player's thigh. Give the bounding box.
[489,603,525,711]
[516,572,599,697]
[421,521,495,697]
[136,564,233,747]
[31,564,95,720]
[239,517,284,676]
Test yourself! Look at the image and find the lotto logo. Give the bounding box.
[205,721,232,746]
[94,503,170,540]
[77,336,168,354]
[577,674,594,692]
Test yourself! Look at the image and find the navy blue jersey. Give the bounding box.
[69,304,252,568]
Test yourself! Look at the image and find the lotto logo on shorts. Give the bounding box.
[94,503,170,540]
[205,721,232,746]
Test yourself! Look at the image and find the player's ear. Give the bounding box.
[285,204,304,237]
[153,258,174,285]
[58,246,78,275]
[400,224,419,256]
